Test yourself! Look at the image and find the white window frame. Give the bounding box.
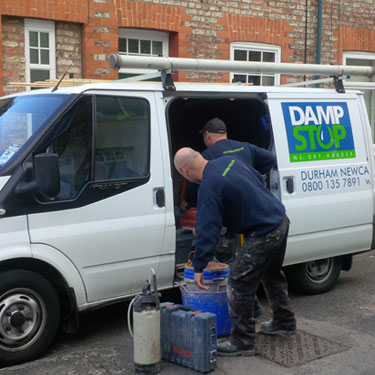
[230,42,281,86]
[24,19,56,86]
[118,28,169,75]
[343,51,375,65]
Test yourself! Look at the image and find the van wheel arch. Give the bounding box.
[0,258,77,309]
[285,256,341,295]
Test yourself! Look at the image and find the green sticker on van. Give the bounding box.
[282,102,356,162]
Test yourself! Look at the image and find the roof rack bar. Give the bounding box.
[109,54,375,78]
[343,81,375,89]
[280,77,335,87]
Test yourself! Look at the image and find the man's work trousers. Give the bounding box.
[227,216,296,346]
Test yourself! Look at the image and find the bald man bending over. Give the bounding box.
[174,147,296,357]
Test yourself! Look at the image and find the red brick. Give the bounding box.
[1,0,375,92]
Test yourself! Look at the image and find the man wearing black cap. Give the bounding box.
[186,118,276,205]
[185,117,276,318]
[198,117,275,174]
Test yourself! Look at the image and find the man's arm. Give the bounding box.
[193,193,223,288]
[249,144,276,174]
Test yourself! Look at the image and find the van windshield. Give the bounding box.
[0,94,71,169]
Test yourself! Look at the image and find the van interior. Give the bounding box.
[167,95,273,266]
[167,95,272,203]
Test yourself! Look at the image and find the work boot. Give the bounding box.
[254,300,264,318]
[217,338,255,357]
[260,320,296,336]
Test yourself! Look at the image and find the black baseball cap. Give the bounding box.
[199,118,227,134]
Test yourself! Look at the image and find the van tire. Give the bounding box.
[285,257,341,295]
[0,270,60,367]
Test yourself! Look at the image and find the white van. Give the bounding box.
[0,56,374,366]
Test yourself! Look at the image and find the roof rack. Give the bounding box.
[109,54,375,93]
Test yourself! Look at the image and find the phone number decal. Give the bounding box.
[299,166,370,193]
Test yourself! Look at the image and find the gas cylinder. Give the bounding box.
[132,270,161,374]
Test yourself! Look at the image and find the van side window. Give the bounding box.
[45,96,92,200]
[94,96,150,181]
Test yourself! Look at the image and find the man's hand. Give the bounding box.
[194,272,209,290]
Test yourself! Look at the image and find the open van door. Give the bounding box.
[267,92,374,293]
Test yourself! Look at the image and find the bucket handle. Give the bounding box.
[187,251,195,265]
[174,281,188,293]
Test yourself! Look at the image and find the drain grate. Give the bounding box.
[255,330,350,367]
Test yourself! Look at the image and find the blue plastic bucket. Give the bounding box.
[180,262,232,338]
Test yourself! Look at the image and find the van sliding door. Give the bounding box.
[268,93,374,265]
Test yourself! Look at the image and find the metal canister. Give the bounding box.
[132,273,161,374]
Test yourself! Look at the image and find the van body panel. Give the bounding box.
[357,94,375,217]
[30,243,87,307]
[284,223,372,265]
[268,93,374,264]
[0,216,30,259]
[156,229,176,288]
[154,92,176,229]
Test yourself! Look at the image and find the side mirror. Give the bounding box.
[33,153,61,200]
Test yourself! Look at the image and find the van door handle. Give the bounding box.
[156,189,165,207]
[285,177,294,194]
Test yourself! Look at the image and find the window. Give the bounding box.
[95,96,150,180]
[0,95,68,168]
[45,97,92,200]
[118,29,169,79]
[343,52,375,139]
[42,95,150,201]
[25,19,56,85]
[230,43,281,86]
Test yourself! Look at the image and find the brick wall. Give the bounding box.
[1,0,375,95]
[2,17,25,96]
[1,17,83,96]
[114,1,193,82]
[56,22,82,80]
[337,27,375,64]
[0,0,88,24]
[82,0,117,80]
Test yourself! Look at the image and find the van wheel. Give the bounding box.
[0,270,60,367]
[285,257,341,295]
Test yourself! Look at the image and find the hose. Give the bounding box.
[127,296,135,338]
[127,268,156,338]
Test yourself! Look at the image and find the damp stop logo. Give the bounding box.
[281,102,355,163]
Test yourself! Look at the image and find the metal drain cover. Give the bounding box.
[255,330,350,367]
